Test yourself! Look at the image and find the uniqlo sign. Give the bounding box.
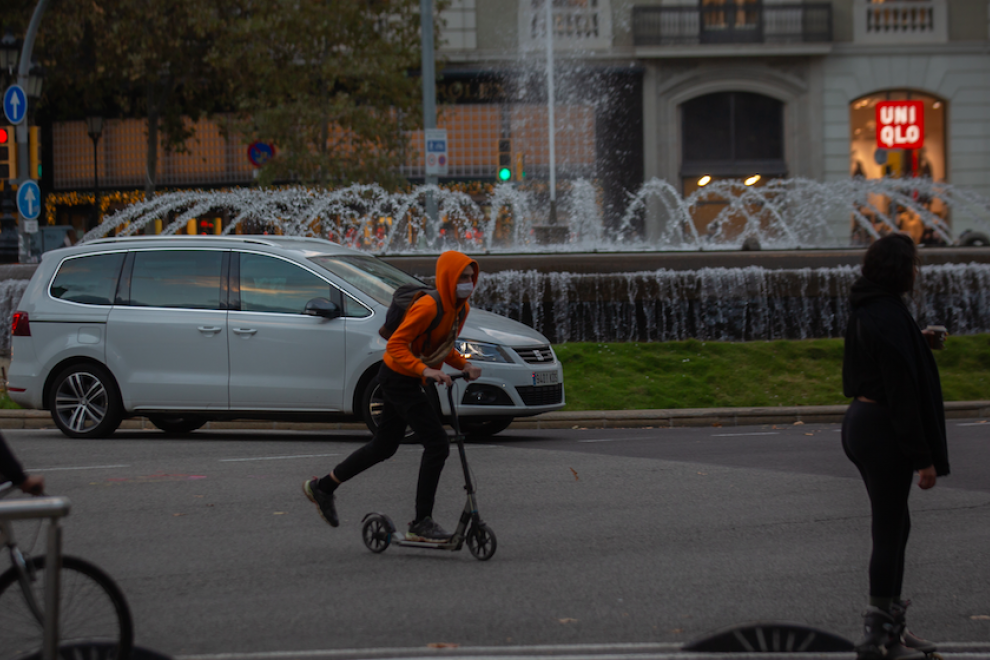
[876,101,925,150]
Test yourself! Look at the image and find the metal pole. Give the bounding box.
[43,517,63,660]
[92,136,100,226]
[545,0,558,225]
[420,0,438,246]
[15,0,50,264]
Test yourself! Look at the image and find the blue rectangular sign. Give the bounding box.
[426,140,446,153]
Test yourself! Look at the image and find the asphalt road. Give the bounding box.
[2,421,989,659]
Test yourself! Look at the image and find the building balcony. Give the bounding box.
[632,2,832,52]
[852,0,947,45]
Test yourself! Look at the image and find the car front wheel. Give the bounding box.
[49,364,123,439]
[148,415,207,434]
[458,417,514,437]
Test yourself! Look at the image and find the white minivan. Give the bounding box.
[7,236,564,438]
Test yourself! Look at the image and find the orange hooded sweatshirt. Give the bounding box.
[384,251,478,378]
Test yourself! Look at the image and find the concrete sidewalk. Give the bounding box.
[2,401,987,432]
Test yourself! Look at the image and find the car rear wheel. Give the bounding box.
[148,415,207,434]
[49,364,123,439]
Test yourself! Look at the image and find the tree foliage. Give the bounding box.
[4,0,434,193]
[214,0,427,189]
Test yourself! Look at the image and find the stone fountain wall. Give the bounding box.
[2,249,989,352]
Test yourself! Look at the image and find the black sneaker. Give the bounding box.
[303,478,339,527]
[407,516,450,542]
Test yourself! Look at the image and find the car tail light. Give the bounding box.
[11,311,30,337]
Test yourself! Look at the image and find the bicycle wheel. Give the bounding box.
[0,555,134,660]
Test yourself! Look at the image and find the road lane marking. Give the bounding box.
[956,421,988,426]
[578,436,657,443]
[27,464,130,472]
[711,432,780,437]
[219,453,341,462]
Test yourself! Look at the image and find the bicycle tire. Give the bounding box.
[0,555,134,660]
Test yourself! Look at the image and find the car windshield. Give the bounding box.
[310,254,423,305]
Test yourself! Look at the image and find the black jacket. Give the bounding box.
[0,433,27,486]
[842,277,949,475]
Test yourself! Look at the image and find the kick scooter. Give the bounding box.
[360,371,497,561]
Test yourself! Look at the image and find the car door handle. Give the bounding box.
[232,328,258,336]
[198,326,223,334]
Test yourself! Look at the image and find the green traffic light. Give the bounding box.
[498,167,512,182]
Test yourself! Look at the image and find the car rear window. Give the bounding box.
[129,250,223,309]
[50,253,125,305]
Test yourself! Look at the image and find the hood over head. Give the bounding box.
[435,251,478,313]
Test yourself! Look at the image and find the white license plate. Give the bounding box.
[532,370,559,386]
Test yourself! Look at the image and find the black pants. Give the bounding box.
[332,364,450,522]
[841,399,915,599]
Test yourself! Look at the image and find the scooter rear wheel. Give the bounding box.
[362,515,392,553]
[467,523,497,561]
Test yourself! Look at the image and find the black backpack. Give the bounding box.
[378,283,445,340]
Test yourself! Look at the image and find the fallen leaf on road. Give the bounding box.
[805,433,815,436]
[794,421,805,425]
[172,513,185,517]
[273,511,286,515]
[697,472,708,476]
[573,425,580,429]
[971,615,990,620]
[558,618,578,624]
[711,422,722,428]
[671,628,684,634]
[570,468,579,481]
[427,643,459,648]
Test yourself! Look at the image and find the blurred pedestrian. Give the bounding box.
[0,432,45,495]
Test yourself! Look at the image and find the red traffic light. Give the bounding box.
[0,127,8,144]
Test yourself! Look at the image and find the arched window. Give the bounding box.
[681,91,785,193]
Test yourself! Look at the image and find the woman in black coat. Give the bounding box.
[842,233,949,660]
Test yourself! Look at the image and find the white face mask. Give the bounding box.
[456,282,475,299]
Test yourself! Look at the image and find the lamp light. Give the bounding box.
[698,175,711,186]
[744,175,761,186]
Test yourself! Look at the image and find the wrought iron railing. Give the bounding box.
[632,2,832,47]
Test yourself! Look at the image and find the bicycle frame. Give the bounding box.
[0,481,72,660]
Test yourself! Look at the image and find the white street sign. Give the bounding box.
[425,129,448,177]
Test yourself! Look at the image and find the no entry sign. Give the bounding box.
[876,100,924,150]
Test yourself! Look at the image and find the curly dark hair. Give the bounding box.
[862,233,919,294]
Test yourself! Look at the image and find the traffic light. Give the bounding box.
[29,126,40,180]
[514,152,525,181]
[496,138,512,182]
[0,126,17,181]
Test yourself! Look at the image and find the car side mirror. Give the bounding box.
[304,297,341,319]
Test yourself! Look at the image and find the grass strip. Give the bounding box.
[554,334,990,410]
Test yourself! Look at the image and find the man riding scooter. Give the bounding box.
[303,251,482,541]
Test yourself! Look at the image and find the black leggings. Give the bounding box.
[332,365,450,522]
[842,399,915,599]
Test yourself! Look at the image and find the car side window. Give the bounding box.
[343,294,372,318]
[129,250,223,309]
[239,253,330,314]
[50,253,125,305]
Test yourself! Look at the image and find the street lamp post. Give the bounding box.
[86,115,104,228]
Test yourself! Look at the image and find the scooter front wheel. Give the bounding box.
[362,514,392,553]
[466,523,497,561]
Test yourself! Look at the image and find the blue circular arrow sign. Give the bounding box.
[17,180,41,220]
[3,85,27,125]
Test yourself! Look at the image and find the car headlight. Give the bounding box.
[456,340,511,363]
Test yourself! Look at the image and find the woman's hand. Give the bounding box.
[917,465,937,490]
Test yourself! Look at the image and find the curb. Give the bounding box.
[2,401,988,432]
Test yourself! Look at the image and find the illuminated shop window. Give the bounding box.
[848,90,947,244]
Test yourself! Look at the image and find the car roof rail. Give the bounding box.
[84,235,280,247]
